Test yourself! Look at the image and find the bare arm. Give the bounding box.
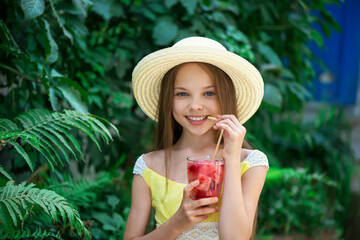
[214,115,267,240]
[219,165,267,240]
[123,176,219,240]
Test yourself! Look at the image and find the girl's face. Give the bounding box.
[172,63,220,137]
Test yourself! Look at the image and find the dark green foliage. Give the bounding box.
[0,109,118,171]
[0,180,90,239]
[0,227,62,240]
[259,168,339,236]
[44,172,113,208]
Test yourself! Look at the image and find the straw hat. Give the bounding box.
[132,36,264,124]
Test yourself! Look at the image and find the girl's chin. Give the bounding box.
[185,128,216,137]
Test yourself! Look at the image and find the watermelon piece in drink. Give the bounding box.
[187,156,224,200]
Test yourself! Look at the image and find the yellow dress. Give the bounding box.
[133,150,269,239]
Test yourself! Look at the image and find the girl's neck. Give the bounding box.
[173,130,217,155]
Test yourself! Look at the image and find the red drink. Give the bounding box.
[187,156,224,200]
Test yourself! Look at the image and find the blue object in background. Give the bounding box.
[310,0,360,105]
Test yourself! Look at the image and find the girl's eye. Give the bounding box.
[204,91,215,96]
[176,92,187,97]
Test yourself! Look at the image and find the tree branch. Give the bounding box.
[0,63,39,83]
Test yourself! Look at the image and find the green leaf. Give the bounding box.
[92,0,125,20]
[49,87,59,111]
[0,22,21,50]
[9,142,34,172]
[152,18,178,46]
[107,195,120,209]
[180,0,198,14]
[52,123,83,160]
[165,0,178,8]
[52,76,88,104]
[263,83,283,110]
[288,82,312,101]
[309,30,323,47]
[41,19,59,64]
[57,86,88,113]
[20,0,45,20]
[257,42,283,67]
[0,119,19,131]
[112,92,133,109]
[64,118,101,151]
[0,166,13,181]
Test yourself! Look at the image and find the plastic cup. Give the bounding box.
[187,155,224,200]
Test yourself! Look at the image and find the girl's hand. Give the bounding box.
[213,114,246,162]
[172,180,219,232]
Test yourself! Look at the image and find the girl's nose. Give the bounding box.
[190,99,204,111]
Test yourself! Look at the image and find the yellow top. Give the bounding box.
[133,150,269,228]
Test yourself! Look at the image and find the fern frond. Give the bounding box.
[0,119,18,131]
[7,142,34,171]
[0,181,91,238]
[0,109,119,171]
[0,227,63,240]
[45,172,112,208]
[0,165,13,181]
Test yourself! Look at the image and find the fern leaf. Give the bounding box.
[90,113,120,137]
[0,165,13,180]
[0,119,19,131]
[2,109,118,171]
[46,172,112,208]
[40,125,75,161]
[0,202,14,234]
[0,227,63,240]
[0,181,90,238]
[15,113,35,129]
[26,130,61,167]
[33,127,69,163]
[6,198,23,225]
[25,139,55,171]
[3,199,18,226]
[65,117,102,151]
[53,122,83,159]
[8,142,34,171]
[83,116,113,142]
[85,118,110,144]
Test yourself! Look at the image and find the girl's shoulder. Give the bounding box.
[142,150,166,174]
[241,148,254,162]
[242,148,269,169]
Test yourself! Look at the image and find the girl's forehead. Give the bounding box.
[174,63,214,87]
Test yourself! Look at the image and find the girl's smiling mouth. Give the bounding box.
[185,116,213,125]
[186,116,207,121]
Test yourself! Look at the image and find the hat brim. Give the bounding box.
[132,46,264,124]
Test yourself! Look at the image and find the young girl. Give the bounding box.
[124,37,269,240]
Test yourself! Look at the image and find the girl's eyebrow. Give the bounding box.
[174,85,215,90]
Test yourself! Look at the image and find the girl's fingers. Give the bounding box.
[193,197,219,208]
[193,206,219,216]
[183,180,199,198]
[215,115,246,137]
[217,114,242,128]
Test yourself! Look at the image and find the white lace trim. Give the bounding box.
[133,155,147,176]
[176,222,219,240]
[247,150,269,169]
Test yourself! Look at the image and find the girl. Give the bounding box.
[124,37,269,240]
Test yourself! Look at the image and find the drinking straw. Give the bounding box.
[207,116,218,121]
[212,129,224,161]
[208,116,224,161]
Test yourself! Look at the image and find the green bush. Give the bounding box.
[258,167,340,237]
